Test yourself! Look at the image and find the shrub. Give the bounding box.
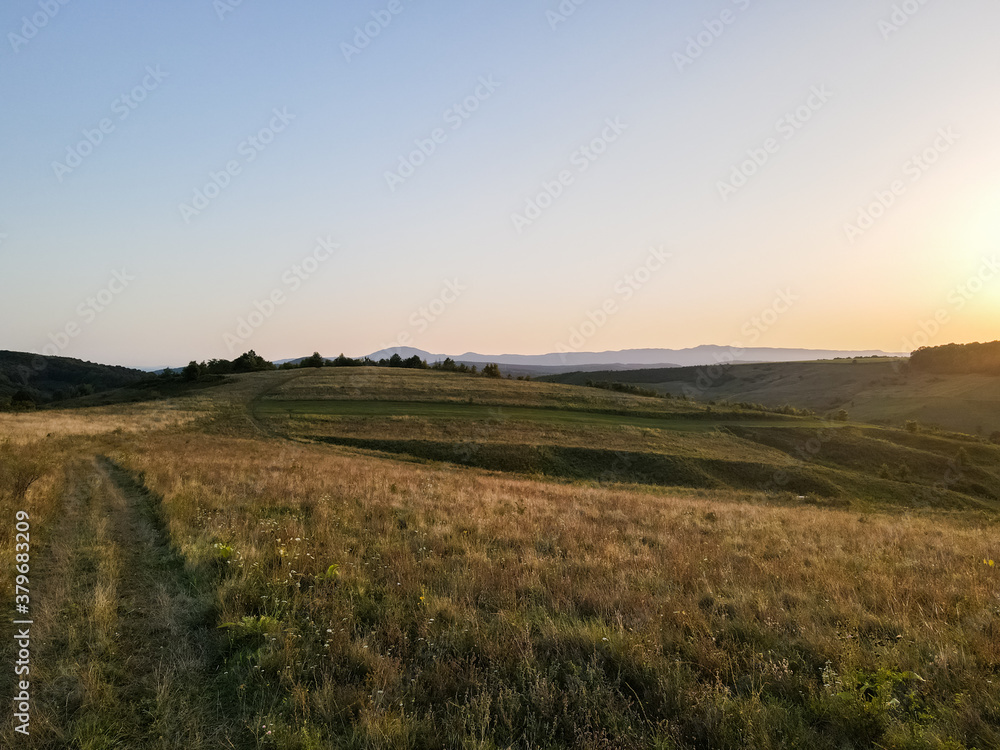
[11,389,36,408]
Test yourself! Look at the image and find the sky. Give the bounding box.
[1,0,998,368]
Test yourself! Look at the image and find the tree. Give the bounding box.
[183,361,202,381]
[403,355,426,369]
[232,350,274,372]
[482,363,502,379]
[434,357,458,372]
[301,352,325,369]
[388,353,404,368]
[910,341,1000,375]
[833,409,849,422]
[205,358,234,375]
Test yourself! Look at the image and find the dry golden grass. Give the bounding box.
[264,367,706,416]
[2,368,998,747]
[0,456,232,748]
[0,403,198,445]
[103,430,1000,748]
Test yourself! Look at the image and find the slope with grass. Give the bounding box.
[543,358,1000,435]
[255,368,1000,512]
[0,350,150,405]
[1,368,998,748]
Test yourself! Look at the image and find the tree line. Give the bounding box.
[179,352,509,381]
[909,341,1000,375]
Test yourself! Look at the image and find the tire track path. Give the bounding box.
[11,458,244,748]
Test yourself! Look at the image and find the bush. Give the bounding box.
[0,441,46,502]
[11,389,36,408]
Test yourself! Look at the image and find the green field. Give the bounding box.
[254,398,822,431]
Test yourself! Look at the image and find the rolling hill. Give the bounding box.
[541,358,1000,436]
[0,349,149,405]
[3,365,999,748]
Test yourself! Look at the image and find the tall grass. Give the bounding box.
[111,432,1000,748]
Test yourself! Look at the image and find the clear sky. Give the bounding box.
[1,0,998,367]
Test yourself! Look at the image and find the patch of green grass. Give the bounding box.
[254,398,814,432]
[256,389,999,511]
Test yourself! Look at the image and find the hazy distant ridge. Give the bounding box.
[361,345,907,369]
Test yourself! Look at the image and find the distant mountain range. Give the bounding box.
[355,346,908,374]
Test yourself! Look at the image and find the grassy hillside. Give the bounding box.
[2,368,998,748]
[255,368,1000,512]
[542,358,1000,436]
[0,349,150,405]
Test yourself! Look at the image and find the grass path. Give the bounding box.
[4,458,242,749]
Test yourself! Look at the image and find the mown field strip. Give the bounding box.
[254,398,835,432]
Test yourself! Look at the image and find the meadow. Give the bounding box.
[1,368,998,748]
[544,359,1000,437]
